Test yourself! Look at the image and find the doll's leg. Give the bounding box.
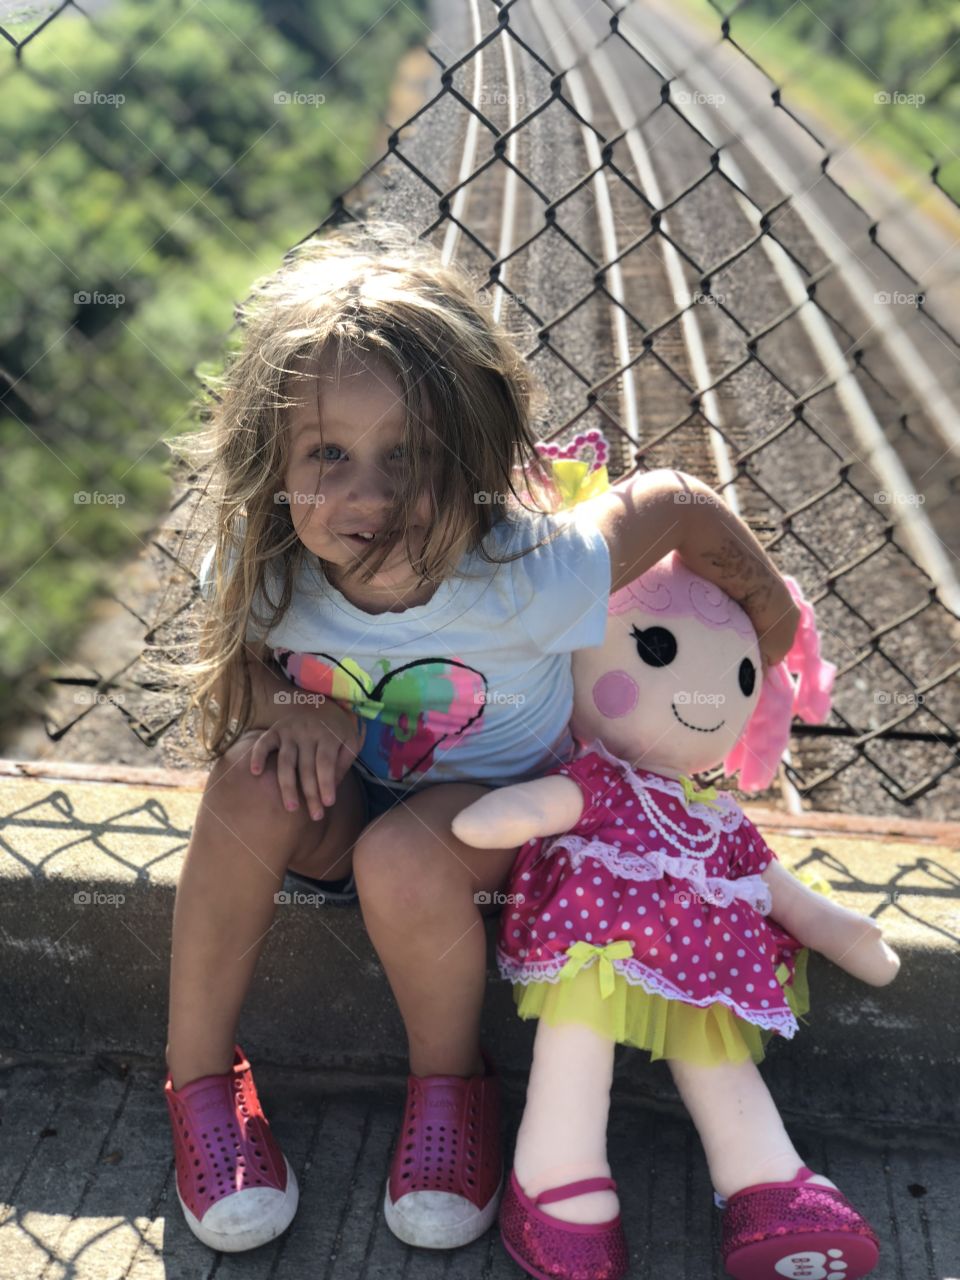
[667,1055,836,1199]
[512,1019,619,1224]
[761,861,900,986]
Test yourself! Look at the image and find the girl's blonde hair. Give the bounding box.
[161,220,561,761]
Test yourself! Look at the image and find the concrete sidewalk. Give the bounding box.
[0,1050,957,1280]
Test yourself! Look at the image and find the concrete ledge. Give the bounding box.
[1,761,957,1126]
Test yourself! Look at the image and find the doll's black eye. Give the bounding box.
[632,625,677,667]
[738,657,756,697]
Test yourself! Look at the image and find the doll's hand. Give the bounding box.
[452,776,586,849]
[816,913,901,987]
[453,785,546,849]
[762,861,901,986]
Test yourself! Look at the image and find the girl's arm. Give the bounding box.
[574,468,800,668]
[243,645,303,730]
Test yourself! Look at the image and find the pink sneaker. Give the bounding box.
[720,1164,880,1279]
[499,1167,629,1280]
[164,1044,299,1252]
[383,1048,503,1248]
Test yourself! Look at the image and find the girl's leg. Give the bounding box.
[351,782,519,1077]
[166,730,367,1090]
[667,1056,838,1198]
[512,1020,619,1223]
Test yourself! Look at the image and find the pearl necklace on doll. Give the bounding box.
[633,778,722,857]
[585,737,744,862]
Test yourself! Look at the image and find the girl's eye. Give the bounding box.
[311,445,410,462]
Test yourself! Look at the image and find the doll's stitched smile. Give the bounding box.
[671,700,725,733]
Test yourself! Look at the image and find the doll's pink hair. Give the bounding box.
[725,576,836,790]
[612,553,836,792]
[609,551,755,638]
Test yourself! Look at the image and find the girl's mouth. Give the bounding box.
[338,525,423,553]
[341,530,380,546]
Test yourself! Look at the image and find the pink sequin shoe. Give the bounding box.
[164,1045,299,1252]
[499,1167,629,1280]
[720,1164,880,1279]
[383,1048,503,1248]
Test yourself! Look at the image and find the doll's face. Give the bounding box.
[571,591,763,776]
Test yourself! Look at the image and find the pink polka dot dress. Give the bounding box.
[497,739,807,1047]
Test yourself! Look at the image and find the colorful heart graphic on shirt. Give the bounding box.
[274,649,487,782]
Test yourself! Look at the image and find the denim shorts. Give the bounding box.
[283,769,414,906]
[355,767,414,824]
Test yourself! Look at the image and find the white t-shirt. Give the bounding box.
[198,512,611,790]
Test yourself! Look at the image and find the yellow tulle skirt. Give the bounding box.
[512,950,811,1067]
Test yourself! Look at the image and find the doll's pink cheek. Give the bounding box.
[592,670,639,719]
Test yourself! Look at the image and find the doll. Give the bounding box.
[452,552,900,1280]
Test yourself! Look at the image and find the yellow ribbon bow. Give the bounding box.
[550,458,611,509]
[678,774,720,809]
[558,939,634,998]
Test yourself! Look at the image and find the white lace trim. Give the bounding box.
[540,835,772,914]
[497,949,798,1038]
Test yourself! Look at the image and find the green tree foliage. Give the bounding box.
[742,0,960,114]
[0,0,427,729]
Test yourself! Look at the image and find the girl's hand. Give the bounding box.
[573,469,801,666]
[743,574,801,671]
[249,699,365,820]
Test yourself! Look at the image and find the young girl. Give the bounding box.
[162,220,800,1255]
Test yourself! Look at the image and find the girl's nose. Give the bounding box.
[344,462,395,508]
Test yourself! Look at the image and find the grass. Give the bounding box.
[666,0,960,211]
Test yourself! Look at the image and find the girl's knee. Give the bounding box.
[202,733,296,825]
[353,817,455,913]
[207,730,262,780]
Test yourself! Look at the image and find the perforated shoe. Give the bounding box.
[383,1047,503,1248]
[164,1044,298,1252]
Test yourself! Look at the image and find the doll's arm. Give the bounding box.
[761,859,900,987]
[451,775,586,849]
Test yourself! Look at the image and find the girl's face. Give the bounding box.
[281,349,436,601]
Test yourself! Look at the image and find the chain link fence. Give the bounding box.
[2,0,958,817]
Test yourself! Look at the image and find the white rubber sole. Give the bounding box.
[383,1173,503,1249]
[177,1155,300,1252]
